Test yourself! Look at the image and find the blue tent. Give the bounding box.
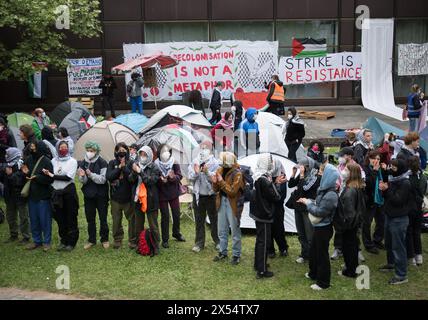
[114,113,148,134]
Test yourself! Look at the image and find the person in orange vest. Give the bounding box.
[265,75,286,116]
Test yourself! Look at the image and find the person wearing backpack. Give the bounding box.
[77,141,110,250]
[335,163,366,278]
[297,163,339,290]
[288,156,321,264]
[407,156,427,266]
[212,152,244,265]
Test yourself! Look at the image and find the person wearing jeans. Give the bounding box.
[212,152,244,265]
[126,72,144,114]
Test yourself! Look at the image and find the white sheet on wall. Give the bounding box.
[361,19,403,121]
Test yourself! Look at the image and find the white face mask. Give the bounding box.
[160,151,171,162]
[86,151,96,160]
[253,114,258,121]
[342,170,350,181]
[288,114,293,120]
[41,112,46,118]
[139,156,148,165]
[338,157,346,165]
[231,106,236,113]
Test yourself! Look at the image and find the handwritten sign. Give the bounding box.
[67,57,102,95]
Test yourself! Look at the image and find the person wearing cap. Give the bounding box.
[99,72,117,118]
[209,81,224,125]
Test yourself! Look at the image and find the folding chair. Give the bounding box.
[179,177,195,222]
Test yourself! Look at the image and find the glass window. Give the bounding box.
[144,22,208,43]
[276,20,338,47]
[210,21,273,41]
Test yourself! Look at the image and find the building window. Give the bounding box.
[210,21,274,41]
[144,22,209,43]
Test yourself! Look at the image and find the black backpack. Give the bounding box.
[239,165,254,202]
[333,188,365,232]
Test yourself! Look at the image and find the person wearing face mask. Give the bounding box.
[211,112,234,152]
[129,146,161,255]
[77,141,109,250]
[57,127,74,156]
[31,108,54,140]
[188,144,220,253]
[239,108,260,157]
[22,141,54,251]
[0,117,17,164]
[283,107,305,162]
[288,156,321,264]
[106,143,135,250]
[154,144,185,248]
[379,159,412,285]
[212,152,245,265]
[335,163,366,279]
[42,141,79,252]
[307,140,325,166]
[129,143,138,161]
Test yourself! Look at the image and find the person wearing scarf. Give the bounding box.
[0,147,30,243]
[188,145,220,253]
[43,141,79,251]
[130,145,161,255]
[379,159,412,285]
[250,153,283,279]
[154,144,185,248]
[353,129,374,166]
[397,132,420,169]
[77,141,109,250]
[107,143,136,250]
[283,107,305,162]
[211,112,234,151]
[288,156,321,264]
[23,141,54,251]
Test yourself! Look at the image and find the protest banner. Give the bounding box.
[398,43,428,76]
[278,52,362,85]
[123,41,278,101]
[66,57,103,95]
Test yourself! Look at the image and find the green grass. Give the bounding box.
[0,183,427,300]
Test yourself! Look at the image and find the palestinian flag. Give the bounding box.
[28,62,48,99]
[292,38,327,58]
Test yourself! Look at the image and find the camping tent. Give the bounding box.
[139,105,211,135]
[255,112,289,157]
[50,101,89,126]
[7,113,33,128]
[74,121,138,162]
[59,109,95,142]
[237,153,297,232]
[114,113,148,133]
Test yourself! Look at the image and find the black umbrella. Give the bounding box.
[50,101,89,126]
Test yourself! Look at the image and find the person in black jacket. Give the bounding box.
[231,100,244,131]
[353,129,373,166]
[288,156,321,263]
[209,81,224,125]
[19,124,37,159]
[379,159,412,285]
[265,75,286,116]
[0,148,29,243]
[250,153,284,279]
[22,141,54,251]
[188,89,206,117]
[107,143,135,249]
[129,145,161,255]
[397,132,420,169]
[283,107,305,162]
[78,141,110,250]
[0,117,17,164]
[99,72,117,118]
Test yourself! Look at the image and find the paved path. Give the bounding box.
[0,287,90,300]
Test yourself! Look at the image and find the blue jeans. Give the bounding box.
[130,96,143,114]
[409,118,418,132]
[217,196,241,258]
[385,215,409,279]
[28,199,52,245]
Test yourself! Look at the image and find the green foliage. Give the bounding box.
[0,0,101,80]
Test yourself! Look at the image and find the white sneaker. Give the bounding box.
[409,258,417,266]
[331,249,342,260]
[305,272,311,279]
[215,243,220,251]
[84,242,95,250]
[296,257,305,264]
[310,284,324,291]
[415,254,423,265]
[192,246,201,253]
[358,250,366,262]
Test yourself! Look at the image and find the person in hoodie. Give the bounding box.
[188,144,220,253]
[41,126,58,159]
[379,159,412,285]
[77,141,110,250]
[0,148,29,243]
[0,118,17,164]
[129,146,161,255]
[288,156,321,264]
[212,152,244,265]
[283,107,305,162]
[57,127,74,156]
[22,141,54,251]
[406,156,426,267]
[353,129,374,166]
[239,108,260,157]
[250,153,285,279]
[297,164,339,290]
[155,144,185,248]
[265,75,285,116]
[307,140,325,167]
[106,143,135,250]
[42,141,79,252]
[336,163,366,279]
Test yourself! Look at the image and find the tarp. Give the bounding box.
[140,105,211,135]
[237,154,297,232]
[233,92,269,111]
[361,19,403,120]
[75,121,138,161]
[7,112,33,128]
[50,101,89,126]
[111,53,178,74]
[59,108,95,142]
[114,113,149,133]
[255,112,289,157]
